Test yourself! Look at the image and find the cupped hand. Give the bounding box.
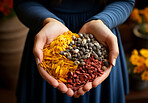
[74,20,119,98]
[33,18,74,97]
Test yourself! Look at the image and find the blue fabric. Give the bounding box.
[87,0,135,29]
[14,0,135,103]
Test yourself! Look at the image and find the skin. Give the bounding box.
[33,18,119,98]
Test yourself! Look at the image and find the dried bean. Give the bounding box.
[82,48,85,52]
[73,46,77,49]
[62,33,110,92]
[82,39,87,44]
[69,43,73,46]
[71,40,75,45]
[65,49,70,52]
[59,51,64,55]
[72,35,76,40]
[102,66,107,71]
[78,38,82,42]
[89,34,94,39]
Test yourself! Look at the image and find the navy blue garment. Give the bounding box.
[14,0,135,103]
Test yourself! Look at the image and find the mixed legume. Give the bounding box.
[41,31,110,91]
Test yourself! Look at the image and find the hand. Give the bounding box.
[33,18,74,97]
[74,20,119,98]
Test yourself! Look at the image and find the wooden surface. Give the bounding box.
[126,86,148,103]
[0,88,16,103]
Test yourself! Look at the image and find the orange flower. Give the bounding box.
[139,10,144,15]
[139,7,148,23]
[130,49,148,81]
[143,7,148,14]
[130,54,145,66]
[145,58,148,68]
[130,8,142,24]
[138,56,145,65]
[141,70,148,80]
[143,13,148,23]
[130,55,139,65]
[133,65,146,74]
[132,49,138,55]
[140,49,148,58]
[144,7,148,11]
[146,28,148,34]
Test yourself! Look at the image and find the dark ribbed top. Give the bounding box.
[14,0,135,32]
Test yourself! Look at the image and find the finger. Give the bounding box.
[33,31,46,64]
[77,87,86,96]
[92,66,111,87]
[74,91,80,98]
[106,35,119,66]
[66,88,74,97]
[37,65,59,88]
[83,82,92,91]
[57,82,68,93]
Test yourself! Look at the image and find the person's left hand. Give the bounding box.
[73,20,119,98]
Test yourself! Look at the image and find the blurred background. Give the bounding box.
[0,0,148,103]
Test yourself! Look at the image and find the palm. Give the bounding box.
[34,19,118,98]
[74,20,118,98]
[33,20,75,96]
[41,21,69,46]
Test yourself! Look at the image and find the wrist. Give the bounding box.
[43,18,61,26]
[85,19,105,32]
[90,19,104,24]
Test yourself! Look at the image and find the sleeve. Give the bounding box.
[13,0,65,32]
[87,0,135,29]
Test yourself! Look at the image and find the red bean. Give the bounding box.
[65,55,104,91]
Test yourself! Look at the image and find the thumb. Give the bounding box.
[79,26,87,34]
[106,35,119,66]
[33,33,46,65]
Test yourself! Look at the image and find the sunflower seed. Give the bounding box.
[73,49,79,54]
[89,34,94,39]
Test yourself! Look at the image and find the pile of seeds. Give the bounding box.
[60,33,109,68]
[41,31,110,91]
[65,55,104,91]
[59,33,110,91]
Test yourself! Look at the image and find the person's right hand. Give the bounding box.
[33,18,74,97]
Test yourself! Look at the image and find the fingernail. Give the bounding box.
[36,58,40,65]
[74,95,80,98]
[112,58,116,66]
